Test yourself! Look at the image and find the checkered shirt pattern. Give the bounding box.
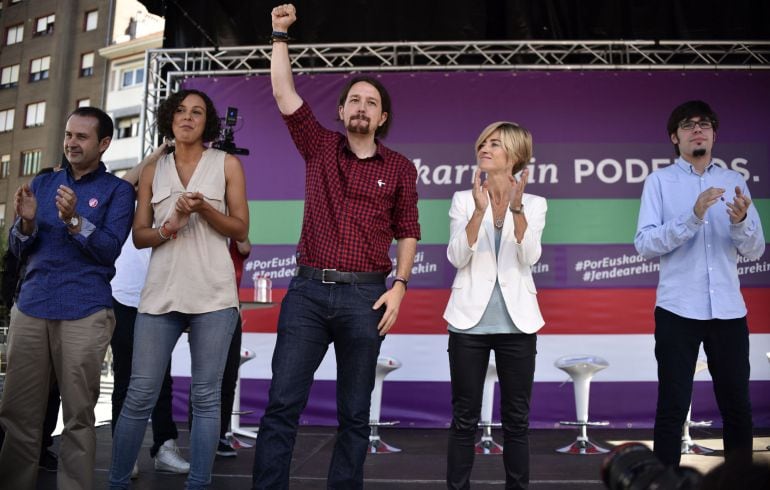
[283,102,420,274]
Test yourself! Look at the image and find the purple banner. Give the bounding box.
[187,71,770,200]
[173,379,770,429]
[242,244,770,289]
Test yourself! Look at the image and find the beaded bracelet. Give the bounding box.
[158,224,176,241]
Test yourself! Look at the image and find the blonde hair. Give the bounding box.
[475,121,533,175]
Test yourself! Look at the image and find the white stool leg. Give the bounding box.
[681,359,713,454]
[368,357,402,454]
[475,361,503,454]
[229,348,258,445]
[555,356,610,455]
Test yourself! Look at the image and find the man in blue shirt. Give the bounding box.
[635,100,765,467]
[0,107,135,489]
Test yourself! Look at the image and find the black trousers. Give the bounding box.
[447,331,537,490]
[653,307,753,467]
[110,299,178,457]
[188,315,242,439]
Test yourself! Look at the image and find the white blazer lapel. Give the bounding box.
[482,191,497,263]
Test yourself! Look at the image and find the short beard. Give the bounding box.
[693,148,707,157]
[346,115,371,135]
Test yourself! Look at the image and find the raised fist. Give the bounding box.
[272,4,297,32]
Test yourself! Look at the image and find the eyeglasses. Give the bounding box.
[678,119,714,131]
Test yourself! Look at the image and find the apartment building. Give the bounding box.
[99,12,162,177]
[0,0,113,229]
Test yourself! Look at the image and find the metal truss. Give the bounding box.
[141,40,770,155]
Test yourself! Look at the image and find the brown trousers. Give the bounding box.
[0,306,114,490]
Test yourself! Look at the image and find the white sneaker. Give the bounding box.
[131,461,139,479]
[154,439,190,474]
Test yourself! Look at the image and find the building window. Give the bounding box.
[120,66,145,89]
[21,150,42,176]
[34,14,55,36]
[0,64,20,88]
[25,101,46,128]
[77,98,90,108]
[0,109,14,132]
[1,154,10,179]
[0,204,5,228]
[85,10,98,31]
[29,56,51,82]
[116,116,140,139]
[6,24,23,45]
[80,52,94,77]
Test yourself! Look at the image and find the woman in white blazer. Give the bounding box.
[443,121,547,490]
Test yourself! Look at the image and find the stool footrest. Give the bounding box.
[681,442,715,455]
[556,438,610,455]
[559,420,610,427]
[233,410,255,415]
[369,421,400,427]
[368,439,402,454]
[478,422,502,428]
[688,420,712,427]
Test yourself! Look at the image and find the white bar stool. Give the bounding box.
[228,347,258,447]
[681,358,713,454]
[368,356,402,454]
[554,355,610,454]
[475,359,503,454]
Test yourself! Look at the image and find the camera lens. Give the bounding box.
[601,442,701,490]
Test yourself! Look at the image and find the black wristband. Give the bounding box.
[392,277,408,290]
[270,31,291,44]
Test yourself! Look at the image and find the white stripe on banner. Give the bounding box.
[170,333,770,382]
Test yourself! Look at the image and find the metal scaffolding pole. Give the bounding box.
[141,40,770,155]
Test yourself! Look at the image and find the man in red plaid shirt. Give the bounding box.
[251,4,420,489]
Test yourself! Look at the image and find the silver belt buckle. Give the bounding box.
[321,269,337,284]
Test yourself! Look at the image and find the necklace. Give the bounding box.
[492,197,507,229]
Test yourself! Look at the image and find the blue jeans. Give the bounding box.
[251,276,386,490]
[109,307,238,489]
[447,331,537,490]
[110,299,178,457]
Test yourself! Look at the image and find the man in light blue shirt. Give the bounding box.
[635,100,765,467]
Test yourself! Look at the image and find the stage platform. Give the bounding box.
[35,425,770,489]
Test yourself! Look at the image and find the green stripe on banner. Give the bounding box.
[418,199,641,244]
[249,201,303,244]
[248,199,770,245]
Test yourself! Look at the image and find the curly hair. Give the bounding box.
[157,89,221,143]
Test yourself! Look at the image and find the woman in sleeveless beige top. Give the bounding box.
[109,89,249,489]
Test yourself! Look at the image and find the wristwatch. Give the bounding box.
[64,215,80,228]
[509,204,524,214]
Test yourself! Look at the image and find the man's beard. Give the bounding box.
[346,114,371,135]
[693,148,707,157]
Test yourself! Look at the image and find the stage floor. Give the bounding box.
[35,426,770,489]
